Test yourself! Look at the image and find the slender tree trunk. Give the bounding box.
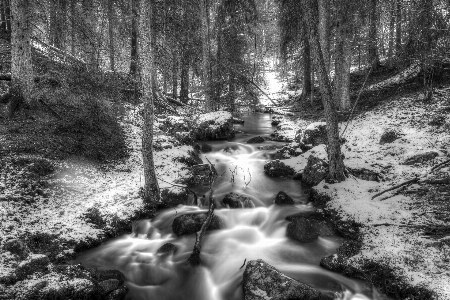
[82,0,97,70]
[228,74,236,112]
[367,0,380,69]
[11,0,33,104]
[302,34,311,101]
[200,0,212,111]
[49,0,67,49]
[130,0,139,77]
[300,0,346,183]
[70,0,76,55]
[107,0,115,71]
[395,0,402,55]
[388,1,395,67]
[180,48,190,103]
[139,0,160,205]
[318,0,330,74]
[172,50,178,98]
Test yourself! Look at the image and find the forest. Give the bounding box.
[0,0,449,299]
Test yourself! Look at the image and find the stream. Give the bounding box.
[78,113,382,300]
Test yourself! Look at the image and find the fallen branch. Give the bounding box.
[240,258,247,270]
[423,177,450,185]
[188,200,215,266]
[431,159,450,172]
[371,178,419,200]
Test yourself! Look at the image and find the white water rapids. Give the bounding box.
[78,113,384,300]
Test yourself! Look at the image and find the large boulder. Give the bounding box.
[222,192,255,208]
[300,123,327,146]
[402,151,439,165]
[263,160,295,178]
[286,217,334,243]
[190,164,213,186]
[243,259,321,300]
[157,243,177,255]
[2,239,30,259]
[348,167,380,181]
[301,156,328,186]
[273,191,294,205]
[172,213,223,236]
[247,136,265,144]
[192,111,235,140]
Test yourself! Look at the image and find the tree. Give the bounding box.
[81,0,98,70]
[367,0,380,69]
[199,0,212,111]
[300,0,346,183]
[107,0,115,71]
[334,0,352,111]
[49,0,67,49]
[318,0,330,74]
[130,0,139,77]
[139,0,160,205]
[11,0,34,106]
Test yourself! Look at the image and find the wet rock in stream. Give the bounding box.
[246,136,265,144]
[286,217,334,243]
[172,213,223,236]
[222,192,255,208]
[273,191,294,205]
[156,243,177,255]
[243,259,321,300]
[263,160,295,177]
[301,155,328,186]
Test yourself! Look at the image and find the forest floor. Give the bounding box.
[273,66,450,299]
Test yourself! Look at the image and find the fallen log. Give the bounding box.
[431,159,450,172]
[371,178,419,200]
[188,200,215,266]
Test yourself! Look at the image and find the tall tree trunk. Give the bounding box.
[172,50,178,98]
[200,0,212,111]
[388,0,395,67]
[228,74,236,112]
[82,0,97,70]
[180,47,190,103]
[130,0,139,77]
[395,0,402,55]
[49,0,67,49]
[11,0,33,104]
[107,0,115,71]
[318,0,330,74]
[302,34,312,101]
[367,0,380,69]
[70,0,76,56]
[139,0,160,205]
[300,0,346,183]
[334,2,352,111]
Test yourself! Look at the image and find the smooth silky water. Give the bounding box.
[77,113,383,300]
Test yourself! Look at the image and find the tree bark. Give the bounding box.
[180,47,190,103]
[318,0,330,74]
[300,0,346,183]
[49,0,67,49]
[388,1,395,67]
[395,0,402,55]
[11,0,34,104]
[367,0,380,69]
[130,0,139,77]
[139,0,160,205]
[172,50,178,99]
[107,0,115,72]
[334,1,352,111]
[70,0,76,55]
[200,0,212,111]
[81,0,97,70]
[301,33,311,101]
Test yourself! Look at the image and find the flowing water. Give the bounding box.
[78,113,382,300]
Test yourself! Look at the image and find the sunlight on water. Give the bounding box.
[78,113,382,300]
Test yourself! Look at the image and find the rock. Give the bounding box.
[2,239,30,259]
[348,167,380,181]
[274,143,302,159]
[174,131,193,145]
[222,192,255,208]
[379,128,401,144]
[16,254,50,280]
[172,213,223,236]
[192,111,235,140]
[263,160,295,177]
[274,191,294,205]
[93,269,126,286]
[190,164,213,186]
[243,259,321,300]
[246,136,265,144]
[105,286,128,300]
[293,172,302,180]
[271,115,283,126]
[301,155,328,186]
[99,279,120,294]
[286,217,334,243]
[301,123,327,146]
[157,243,177,255]
[233,117,245,124]
[402,151,439,165]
